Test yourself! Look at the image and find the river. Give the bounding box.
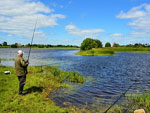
[1,48,150,110]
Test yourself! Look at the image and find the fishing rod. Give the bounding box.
[103,81,137,113]
[27,17,38,61]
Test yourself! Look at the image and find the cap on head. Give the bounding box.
[18,50,24,55]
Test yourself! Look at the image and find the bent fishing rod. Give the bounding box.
[27,17,38,62]
[103,80,138,113]
[103,82,136,113]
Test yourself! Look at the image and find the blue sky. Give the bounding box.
[0,0,150,46]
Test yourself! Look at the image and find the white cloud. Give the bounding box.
[65,24,104,38]
[130,31,150,38]
[51,2,64,9]
[128,15,150,32]
[117,3,150,39]
[0,0,65,41]
[110,33,123,37]
[109,33,129,45]
[117,4,148,19]
[0,0,52,16]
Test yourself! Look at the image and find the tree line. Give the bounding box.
[1,39,150,49]
[80,38,150,50]
[0,42,79,48]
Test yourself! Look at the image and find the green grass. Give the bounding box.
[1,65,149,113]
[76,47,150,56]
[105,92,150,113]
[0,46,11,48]
[104,47,150,53]
[0,65,86,113]
[75,48,114,56]
[126,93,150,112]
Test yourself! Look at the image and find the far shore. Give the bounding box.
[75,47,150,56]
[0,47,79,49]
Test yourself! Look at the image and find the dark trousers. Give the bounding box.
[18,75,26,94]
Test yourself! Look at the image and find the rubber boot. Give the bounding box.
[19,84,24,95]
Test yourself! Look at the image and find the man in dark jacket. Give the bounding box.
[15,50,28,95]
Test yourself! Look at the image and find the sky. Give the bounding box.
[0,0,150,46]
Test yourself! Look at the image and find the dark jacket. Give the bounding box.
[15,56,28,76]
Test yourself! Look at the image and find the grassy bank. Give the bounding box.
[76,47,150,56]
[108,92,150,113]
[127,93,150,112]
[102,47,150,53]
[75,49,114,56]
[0,65,86,113]
[1,66,149,113]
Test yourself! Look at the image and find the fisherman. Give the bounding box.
[15,50,29,95]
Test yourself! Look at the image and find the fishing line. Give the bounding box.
[27,17,38,61]
[103,82,136,113]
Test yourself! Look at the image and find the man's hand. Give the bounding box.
[25,60,29,65]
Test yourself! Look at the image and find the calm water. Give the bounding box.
[1,48,150,110]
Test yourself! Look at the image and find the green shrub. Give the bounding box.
[105,42,111,47]
[113,43,120,47]
[81,38,103,50]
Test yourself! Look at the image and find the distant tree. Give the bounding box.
[3,41,7,46]
[95,39,103,48]
[113,42,120,47]
[46,44,52,48]
[81,38,97,50]
[57,45,63,47]
[27,43,31,47]
[146,44,150,47]
[105,42,111,47]
[11,43,18,48]
[31,44,38,47]
[38,45,44,48]
[134,43,144,47]
[80,38,103,50]
[126,44,133,47]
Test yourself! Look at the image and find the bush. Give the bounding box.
[2,41,7,46]
[95,39,103,48]
[11,43,18,48]
[105,42,111,47]
[113,42,120,47]
[81,38,103,50]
